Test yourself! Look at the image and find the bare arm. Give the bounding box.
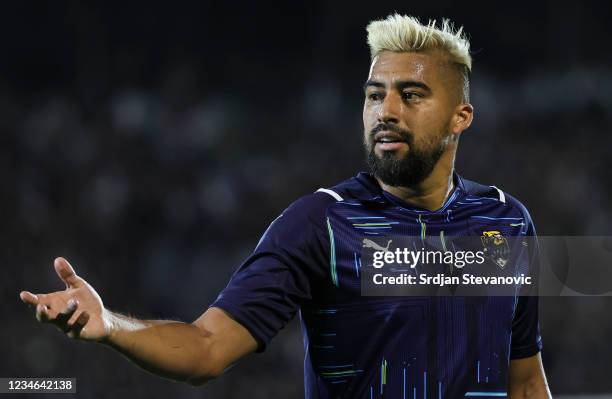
[20,258,258,385]
[508,353,551,399]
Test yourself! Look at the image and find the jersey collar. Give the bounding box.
[353,171,466,211]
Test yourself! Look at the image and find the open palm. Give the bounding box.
[20,257,110,341]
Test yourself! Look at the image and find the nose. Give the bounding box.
[378,92,401,124]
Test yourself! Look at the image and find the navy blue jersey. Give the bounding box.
[212,172,542,398]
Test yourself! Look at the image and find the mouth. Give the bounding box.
[373,131,408,151]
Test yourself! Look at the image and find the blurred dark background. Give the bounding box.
[2,1,611,398]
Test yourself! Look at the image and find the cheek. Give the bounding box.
[414,106,451,133]
[363,104,377,129]
[410,110,451,148]
[363,101,373,119]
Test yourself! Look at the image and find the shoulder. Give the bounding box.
[502,191,534,223]
[284,173,372,217]
[262,174,372,244]
[281,190,340,226]
[254,188,343,253]
[502,191,536,235]
[461,176,535,230]
[264,177,357,237]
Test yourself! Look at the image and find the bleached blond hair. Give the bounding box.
[367,14,472,100]
[367,14,471,71]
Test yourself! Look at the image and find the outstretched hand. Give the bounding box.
[20,257,110,341]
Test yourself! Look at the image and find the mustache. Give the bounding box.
[370,123,413,142]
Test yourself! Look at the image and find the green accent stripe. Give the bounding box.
[321,370,364,376]
[419,214,426,240]
[382,359,388,384]
[440,230,447,252]
[327,217,339,287]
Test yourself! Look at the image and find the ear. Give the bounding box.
[451,103,474,135]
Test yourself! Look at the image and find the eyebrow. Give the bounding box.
[363,79,432,93]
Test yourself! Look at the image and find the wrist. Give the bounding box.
[100,309,119,345]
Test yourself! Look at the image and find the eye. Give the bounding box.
[402,91,421,101]
[367,92,383,101]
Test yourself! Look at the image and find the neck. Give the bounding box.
[376,150,456,211]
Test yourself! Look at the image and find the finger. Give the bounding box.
[67,311,89,338]
[59,298,77,313]
[64,298,78,314]
[20,291,39,306]
[55,299,79,331]
[66,301,83,326]
[36,304,50,323]
[54,257,80,288]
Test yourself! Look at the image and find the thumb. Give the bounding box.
[54,257,80,288]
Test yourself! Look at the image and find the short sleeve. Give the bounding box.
[510,218,543,359]
[211,193,333,352]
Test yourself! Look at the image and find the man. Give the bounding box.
[20,14,551,398]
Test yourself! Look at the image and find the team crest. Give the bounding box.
[481,230,510,269]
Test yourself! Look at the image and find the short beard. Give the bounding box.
[365,125,446,188]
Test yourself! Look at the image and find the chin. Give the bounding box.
[376,149,408,160]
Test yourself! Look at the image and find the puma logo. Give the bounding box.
[362,238,392,252]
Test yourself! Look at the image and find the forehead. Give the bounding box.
[367,50,444,85]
